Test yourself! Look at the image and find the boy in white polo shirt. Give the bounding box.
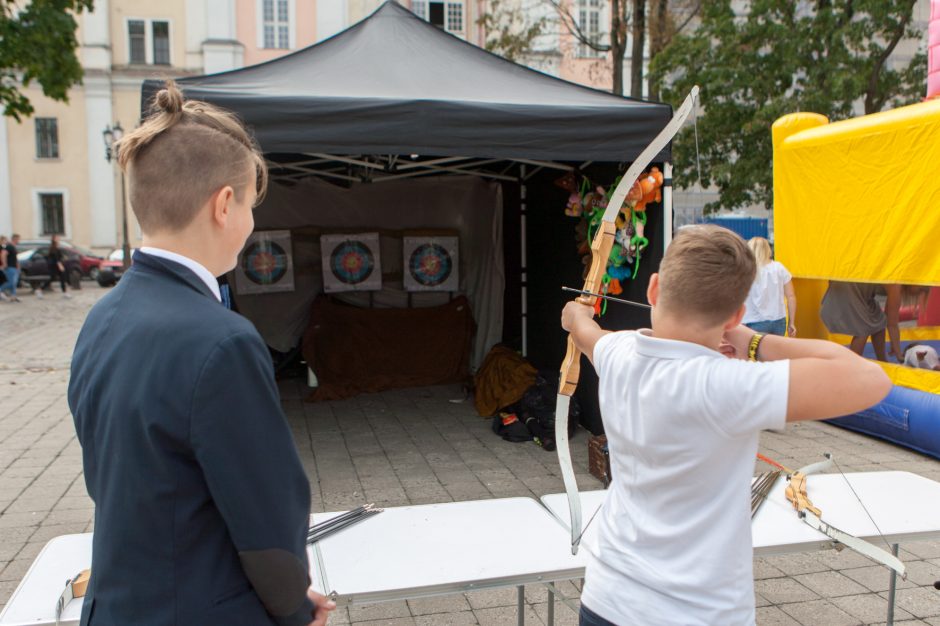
[561,225,891,626]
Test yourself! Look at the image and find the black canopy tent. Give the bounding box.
[140,0,674,433]
[143,1,670,164]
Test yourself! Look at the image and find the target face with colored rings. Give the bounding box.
[242,240,289,285]
[330,241,375,284]
[409,243,453,286]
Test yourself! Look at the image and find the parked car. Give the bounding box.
[15,239,104,279]
[97,248,136,287]
[17,246,83,290]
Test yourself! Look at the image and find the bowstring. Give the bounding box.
[830,456,895,553]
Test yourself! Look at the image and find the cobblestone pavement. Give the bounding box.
[2,284,940,625]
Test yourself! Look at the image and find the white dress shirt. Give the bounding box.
[140,246,221,302]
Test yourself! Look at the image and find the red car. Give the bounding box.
[15,239,104,280]
[97,248,136,287]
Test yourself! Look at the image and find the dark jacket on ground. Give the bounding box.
[69,251,314,626]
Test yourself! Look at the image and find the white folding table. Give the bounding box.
[541,471,940,625]
[309,497,587,625]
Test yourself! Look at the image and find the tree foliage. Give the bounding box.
[651,0,927,212]
[0,0,94,121]
[478,0,548,62]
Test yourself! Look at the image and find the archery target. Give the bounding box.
[403,236,459,292]
[235,230,295,294]
[321,233,382,292]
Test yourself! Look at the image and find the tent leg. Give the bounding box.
[520,164,528,358]
[663,162,674,253]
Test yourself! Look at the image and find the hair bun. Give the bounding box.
[154,81,184,114]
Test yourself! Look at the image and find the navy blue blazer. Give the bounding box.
[69,251,314,625]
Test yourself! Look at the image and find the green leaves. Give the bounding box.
[651,0,926,212]
[0,0,94,120]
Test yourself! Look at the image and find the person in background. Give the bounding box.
[47,234,71,299]
[741,237,796,336]
[0,234,20,301]
[821,282,902,362]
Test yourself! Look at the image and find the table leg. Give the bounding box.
[547,585,555,626]
[518,585,525,626]
[886,543,899,626]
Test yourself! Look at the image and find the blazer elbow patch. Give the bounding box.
[238,548,309,617]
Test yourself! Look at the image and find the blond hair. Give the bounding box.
[658,225,757,326]
[114,80,267,234]
[747,237,773,267]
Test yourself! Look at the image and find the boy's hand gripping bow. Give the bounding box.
[555,86,699,555]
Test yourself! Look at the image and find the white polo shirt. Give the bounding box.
[742,261,792,324]
[581,329,789,626]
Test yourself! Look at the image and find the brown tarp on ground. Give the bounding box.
[473,345,537,417]
[303,295,475,401]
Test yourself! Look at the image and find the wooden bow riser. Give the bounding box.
[786,472,822,517]
[559,221,617,396]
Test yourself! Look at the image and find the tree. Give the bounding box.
[477,0,549,62]
[547,0,699,97]
[651,0,927,212]
[0,0,94,121]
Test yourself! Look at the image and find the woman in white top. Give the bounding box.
[742,237,796,336]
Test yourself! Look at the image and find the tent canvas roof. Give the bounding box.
[142,1,672,163]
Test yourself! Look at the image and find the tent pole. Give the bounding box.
[663,162,674,253]
[520,163,528,358]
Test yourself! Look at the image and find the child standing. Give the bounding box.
[69,82,334,626]
[562,225,890,626]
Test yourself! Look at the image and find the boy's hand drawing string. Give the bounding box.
[556,86,699,555]
[758,453,906,578]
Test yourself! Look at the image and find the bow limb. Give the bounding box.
[785,454,906,579]
[556,221,617,555]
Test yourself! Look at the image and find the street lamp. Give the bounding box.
[103,122,131,270]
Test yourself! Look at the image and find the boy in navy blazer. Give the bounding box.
[68,81,334,626]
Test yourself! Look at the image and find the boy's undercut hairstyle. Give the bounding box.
[657,225,757,326]
[115,80,268,234]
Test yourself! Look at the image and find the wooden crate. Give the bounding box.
[588,434,611,487]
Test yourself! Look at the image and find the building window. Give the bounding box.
[35,118,59,159]
[128,19,171,65]
[578,0,602,58]
[445,2,463,34]
[152,21,170,65]
[128,20,146,64]
[412,0,427,19]
[262,0,290,49]
[39,193,65,235]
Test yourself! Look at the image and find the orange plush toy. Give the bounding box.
[629,167,663,213]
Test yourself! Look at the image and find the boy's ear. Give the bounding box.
[724,304,746,330]
[210,186,235,226]
[647,273,660,307]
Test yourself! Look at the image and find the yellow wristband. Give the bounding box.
[748,333,765,362]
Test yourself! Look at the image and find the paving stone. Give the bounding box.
[532,599,579,626]
[793,570,870,598]
[904,560,940,587]
[0,559,32,583]
[414,610,479,626]
[755,605,802,626]
[754,558,787,580]
[407,594,472,615]
[778,598,863,626]
[348,600,411,622]
[830,592,913,624]
[886,587,940,619]
[764,552,832,576]
[754,578,820,604]
[843,566,917,593]
[464,588,519,609]
[473,605,541,626]
[351,617,416,626]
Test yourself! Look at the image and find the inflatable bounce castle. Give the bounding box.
[771,0,940,460]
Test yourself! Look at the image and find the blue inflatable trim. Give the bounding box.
[828,383,940,461]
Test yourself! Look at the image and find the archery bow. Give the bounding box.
[758,453,906,578]
[556,86,700,555]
